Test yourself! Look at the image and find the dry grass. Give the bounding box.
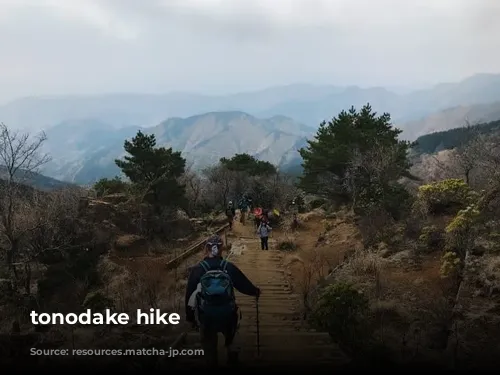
[285,248,331,317]
[349,250,384,276]
[276,235,298,251]
[297,208,326,223]
[99,255,182,316]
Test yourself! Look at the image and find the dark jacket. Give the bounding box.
[185,256,259,322]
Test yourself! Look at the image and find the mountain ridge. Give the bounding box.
[40,111,311,184]
[4,73,500,135]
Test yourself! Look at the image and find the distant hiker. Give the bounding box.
[254,214,261,229]
[253,207,263,229]
[291,212,299,230]
[225,201,236,230]
[257,218,272,250]
[185,235,261,367]
[246,196,253,212]
[262,209,269,223]
[238,196,249,225]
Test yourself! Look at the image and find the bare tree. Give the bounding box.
[450,122,483,185]
[0,123,51,274]
[179,162,205,216]
[449,125,500,189]
[203,165,236,209]
[343,143,407,211]
[252,172,299,211]
[19,189,81,294]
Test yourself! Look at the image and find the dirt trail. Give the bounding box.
[173,217,348,368]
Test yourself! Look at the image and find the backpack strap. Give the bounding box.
[199,260,210,273]
[220,259,229,272]
[200,259,229,272]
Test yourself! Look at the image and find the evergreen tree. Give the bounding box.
[115,131,186,210]
[299,104,411,213]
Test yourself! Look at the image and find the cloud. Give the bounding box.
[0,0,139,40]
[0,0,499,102]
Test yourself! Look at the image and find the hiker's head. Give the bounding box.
[228,201,233,206]
[206,235,223,257]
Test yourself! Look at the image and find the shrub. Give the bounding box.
[417,179,474,215]
[445,204,481,256]
[277,239,297,251]
[309,282,370,355]
[440,251,461,278]
[310,198,326,210]
[418,225,445,252]
[93,176,129,197]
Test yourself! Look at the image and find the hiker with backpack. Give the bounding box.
[225,201,236,230]
[238,196,249,225]
[257,218,272,250]
[185,235,261,367]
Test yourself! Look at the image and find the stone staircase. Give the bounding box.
[170,223,348,369]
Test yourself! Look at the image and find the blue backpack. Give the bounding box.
[196,259,236,321]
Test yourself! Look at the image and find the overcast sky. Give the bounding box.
[0,0,499,103]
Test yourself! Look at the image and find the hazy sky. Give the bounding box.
[0,0,499,103]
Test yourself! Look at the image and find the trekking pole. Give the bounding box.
[255,296,260,357]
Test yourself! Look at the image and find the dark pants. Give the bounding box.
[199,310,239,367]
[227,216,234,229]
[260,236,269,250]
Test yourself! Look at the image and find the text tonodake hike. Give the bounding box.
[30,309,181,325]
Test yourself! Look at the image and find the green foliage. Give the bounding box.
[309,282,370,355]
[444,204,481,257]
[83,290,114,312]
[220,153,276,176]
[417,179,475,215]
[299,104,411,214]
[309,198,326,209]
[93,176,128,197]
[446,205,481,234]
[277,239,297,251]
[115,131,186,210]
[358,181,412,220]
[413,119,500,156]
[291,195,306,213]
[418,225,445,252]
[440,251,461,278]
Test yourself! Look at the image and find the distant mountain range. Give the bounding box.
[3,73,500,136]
[0,166,74,191]
[3,73,500,185]
[40,112,311,184]
[399,101,500,139]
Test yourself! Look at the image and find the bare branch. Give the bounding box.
[0,123,51,183]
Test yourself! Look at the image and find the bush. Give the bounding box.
[277,239,297,251]
[417,179,474,215]
[309,282,370,355]
[418,225,445,253]
[445,204,481,256]
[440,251,461,278]
[93,177,129,197]
[309,198,326,210]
